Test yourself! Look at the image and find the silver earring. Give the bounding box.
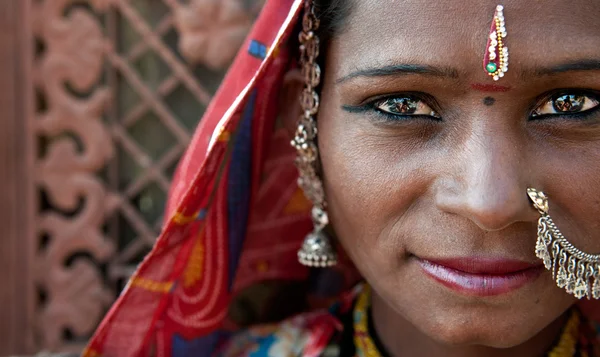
[291,0,337,267]
[528,188,600,299]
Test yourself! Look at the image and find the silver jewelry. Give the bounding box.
[528,188,600,299]
[291,0,337,267]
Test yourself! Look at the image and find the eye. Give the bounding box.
[532,92,600,118]
[374,96,440,119]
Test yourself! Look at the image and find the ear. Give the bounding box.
[279,68,305,139]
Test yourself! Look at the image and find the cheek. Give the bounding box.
[316,111,438,272]
[541,144,600,250]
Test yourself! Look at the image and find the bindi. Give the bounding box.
[483,5,509,81]
[483,97,496,106]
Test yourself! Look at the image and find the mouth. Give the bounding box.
[416,257,544,297]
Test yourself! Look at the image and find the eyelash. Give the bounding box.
[375,107,437,122]
[342,90,600,123]
[342,93,441,123]
[530,90,600,121]
[535,105,600,123]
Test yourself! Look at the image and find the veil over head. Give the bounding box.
[85,1,357,356]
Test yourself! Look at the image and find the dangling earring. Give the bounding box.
[291,0,337,267]
[527,188,600,299]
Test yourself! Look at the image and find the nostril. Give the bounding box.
[436,188,539,232]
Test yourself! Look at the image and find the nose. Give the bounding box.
[435,125,538,231]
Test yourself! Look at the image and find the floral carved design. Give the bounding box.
[173,0,264,69]
[34,0,114,352]
[30,0,264,352]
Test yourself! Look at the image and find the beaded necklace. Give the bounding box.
[353,285,580,357]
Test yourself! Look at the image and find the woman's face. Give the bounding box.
[315,0,600,349]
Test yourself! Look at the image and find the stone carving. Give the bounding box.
[173,0,264,69]
[33,0,114,352]
[32,0,263,352]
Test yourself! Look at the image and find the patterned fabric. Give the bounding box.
[84,1,358,356]
[214,313,337,357]
[208,284,600,357]
[214,288,357,357]
[83,1,600,356]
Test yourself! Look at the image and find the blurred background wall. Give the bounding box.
[0,0,263,355]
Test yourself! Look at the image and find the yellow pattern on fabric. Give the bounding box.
[283,187,312,215]
[353,285,580,357]
[353,285,379,357]
[172,210,200,225]
[130,277,173,293]
[271,45,280,58]
[256,260,269,273]
[184,229,205,287]
[218,130,231,142]
[548,310,579,357]
[82,347,100,357]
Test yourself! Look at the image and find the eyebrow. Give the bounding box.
[528,59,600,77]
[336,63,460,84]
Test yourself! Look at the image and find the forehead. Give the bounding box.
[330,0,600,80]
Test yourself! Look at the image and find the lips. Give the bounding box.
[417,257,544,296]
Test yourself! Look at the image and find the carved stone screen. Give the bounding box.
[34,0,263,352]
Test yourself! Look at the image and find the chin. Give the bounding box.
[371,266,575,351]
[420,313,540,348]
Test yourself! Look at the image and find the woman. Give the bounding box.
[85,0,600,356]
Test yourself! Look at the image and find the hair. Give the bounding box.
[312,0,353,42]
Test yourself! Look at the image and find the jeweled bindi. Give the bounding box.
[483,5,509,81]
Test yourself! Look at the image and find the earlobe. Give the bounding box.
[280,68,305,139]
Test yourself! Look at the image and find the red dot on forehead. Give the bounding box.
[470,83,511,92]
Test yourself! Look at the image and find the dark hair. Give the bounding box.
[312,0,353,41]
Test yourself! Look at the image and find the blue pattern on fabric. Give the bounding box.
[172,333,220,357]
[248,40,268,59]
[226,89,256,289]
[214,313,321,356]
[248,335,277,356]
